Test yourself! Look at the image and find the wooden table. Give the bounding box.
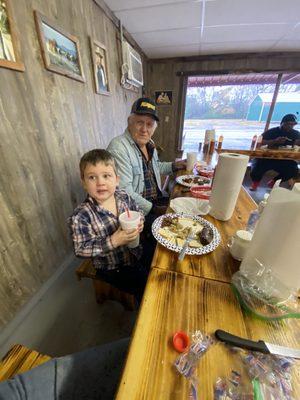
[116,269,300,399]
[152,187,256,283]
[219,148,300,161]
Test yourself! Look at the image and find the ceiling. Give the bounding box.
[103,0,300,59]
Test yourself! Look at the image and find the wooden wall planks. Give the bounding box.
[0,0,141,329]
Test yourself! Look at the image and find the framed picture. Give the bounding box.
[155,90,173,105]
[0,0,24,71]
[34,11,85,83]
[90,38,110,95]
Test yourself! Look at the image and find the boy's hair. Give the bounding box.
[80,149,117,179]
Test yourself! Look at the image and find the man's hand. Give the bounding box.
[273,136,287,144]
[111,227,138,248]
[172,159,187,171]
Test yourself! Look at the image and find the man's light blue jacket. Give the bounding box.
[107,129,173,215]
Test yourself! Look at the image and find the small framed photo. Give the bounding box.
[34,11,85,82]
[90,38,110,95]
[155,90,172,105]
[0,0,24,71]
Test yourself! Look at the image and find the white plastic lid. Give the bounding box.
[236,230,253,241]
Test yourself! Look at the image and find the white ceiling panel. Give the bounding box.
[271,40,300,51]
[203,23,291,43]
[113,2,202,33]
[132,27,202,48]
[200,40,276,54]
[106,0,212,12]
[145,44,201,58]
[205,0,300,26]
[103,0,300,58]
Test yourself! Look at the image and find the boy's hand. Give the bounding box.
[111,227,138,248]
[138,219,144,233]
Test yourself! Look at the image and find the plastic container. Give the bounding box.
[227,230,253,261]
[119,211,141,248]
[246,194,269,233]
[190,185,212,199]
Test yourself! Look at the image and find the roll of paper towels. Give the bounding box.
[209,153,249,221]
[240,188,300,290]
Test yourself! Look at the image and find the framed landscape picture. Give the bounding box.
[90,38,110,95]
[34,11,85,82]
[0,0,24,71]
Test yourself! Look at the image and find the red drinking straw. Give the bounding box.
[125,207,131,218]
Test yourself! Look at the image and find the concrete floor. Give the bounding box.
[0,258,137,359]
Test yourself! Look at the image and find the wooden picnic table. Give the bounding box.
[116,269,300,399]
[219,148,300,161]
[116,167,300,399]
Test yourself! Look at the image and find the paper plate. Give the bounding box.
[151,213,221,256]
[176,175,211,188]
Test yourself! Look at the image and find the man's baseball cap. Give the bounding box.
[131,97,159,121]
[281,114,298,124]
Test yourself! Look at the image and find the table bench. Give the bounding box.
[75,259,136,310]
[0,344,50,382]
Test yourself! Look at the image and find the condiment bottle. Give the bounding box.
[256,135,263,149]
[250,135,257,150]
[209,139,215,154]
[217,135,223,151]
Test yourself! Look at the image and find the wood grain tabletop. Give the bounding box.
[219,148,300,160]
[116,269,300,399]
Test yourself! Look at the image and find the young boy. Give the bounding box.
[68,149,148,301]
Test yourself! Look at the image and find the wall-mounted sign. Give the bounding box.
[155,90,172,105]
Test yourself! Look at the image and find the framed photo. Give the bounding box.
[0,0,24,71]
[90,38,110,95]
[155,90,173,105]
[34,11,85,82]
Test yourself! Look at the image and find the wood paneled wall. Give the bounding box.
[146,53,300,161]
[0,0,141,329]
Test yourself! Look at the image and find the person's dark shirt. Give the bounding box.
[262,126,300,148]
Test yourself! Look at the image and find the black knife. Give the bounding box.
[215,329,300,359]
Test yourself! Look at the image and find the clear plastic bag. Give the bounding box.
[231,260,300,320]
[174,330,214,400]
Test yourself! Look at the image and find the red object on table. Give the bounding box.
[173,331,190,353]
[190,185,212,199]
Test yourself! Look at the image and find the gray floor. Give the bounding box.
[0,258,137,359]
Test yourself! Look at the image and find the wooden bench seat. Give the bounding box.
[0,344,51,382]
[75,259,136,311]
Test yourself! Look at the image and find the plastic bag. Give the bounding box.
[174,330,214,400]
[170,197,211,215]
[231,260,300,320]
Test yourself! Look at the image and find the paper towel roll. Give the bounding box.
[240,188,300,290]
[209,153,249,221]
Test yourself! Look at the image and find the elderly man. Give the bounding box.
[107,97,185,220]
[250,113,300,191]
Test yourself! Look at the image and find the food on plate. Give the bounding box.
[182,176,210,185]
[198,227,214,245]
[158,216,207,248]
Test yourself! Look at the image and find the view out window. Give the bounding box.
[182,73,300,155]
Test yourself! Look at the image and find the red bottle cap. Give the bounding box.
[172,331,190,352]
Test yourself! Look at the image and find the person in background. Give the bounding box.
[107,97,186,229]
[250,114,300,191]
[68,149,148,302]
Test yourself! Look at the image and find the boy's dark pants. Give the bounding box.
[96,261,150,303]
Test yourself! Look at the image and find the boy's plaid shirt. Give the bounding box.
[68,189,143,271]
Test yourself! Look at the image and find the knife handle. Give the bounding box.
[215,330,269,353]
